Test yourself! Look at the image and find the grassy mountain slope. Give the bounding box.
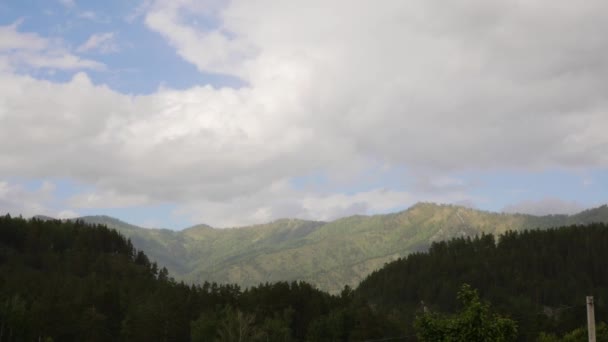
[77,203,608,293]
[77,215,190,273]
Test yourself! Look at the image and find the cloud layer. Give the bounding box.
[145,0,608,168]
[0,22,103,71]
[1,1,607,225]
[503,198,584,216]
[77,32,118,54]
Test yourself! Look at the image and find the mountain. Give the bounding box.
[0,215,194,340]
[7,213,608,340]
[75,203,608,293]
[355,222,608,340]
[1,215,372,341]
[32,214,57,221]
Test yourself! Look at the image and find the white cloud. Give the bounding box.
[141,0,608,170]
[15,52,104,70]
[78,11,97,20]
[583,178,593,187]
[67,189,150,208]
[145,1,254,76]
[0,181,77,218]
[0,21,47,51]
[0,22,104,71]
[57,210,79,219]
[125,0,154,23]
[59,0,75,8]
[414,175,472,193]
[173,179,477,227]
[1,1,608,225]
[77,32,118,54]
[502,198,584,216]
[77,11,110,23]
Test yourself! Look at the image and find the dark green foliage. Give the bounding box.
[4,215,608,340]
[358,223,608,340]
[537,322,608,341]
[415,284,517,341]
[0,215,389,341]
[0,215,192,341]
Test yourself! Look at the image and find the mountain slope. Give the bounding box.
[0,215,366,341]
[77,203,608,293]
[356,223,608,340]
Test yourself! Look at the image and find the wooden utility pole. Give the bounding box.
[587,296,596,342]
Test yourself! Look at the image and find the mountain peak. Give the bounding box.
[183,223,214,232]
[405,202,465,213]
[52,203,608,293]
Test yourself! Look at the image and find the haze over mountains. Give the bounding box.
[41,202,608,293]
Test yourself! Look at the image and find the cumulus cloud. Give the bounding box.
[125,0,154,23]
[0,22,104,71]
[76,11,111,23]
[173,180,477,227]
[0,71,324,204]
[1,0,608,225]
[58,0,75,8]
[0,21,47,51]
[77,32,118,54]
[502,198,584,216]
[142,0,608,169]
[56,210,79,219]
[413,175,473,194]
[0,181,77,218]
[67,189,150,208]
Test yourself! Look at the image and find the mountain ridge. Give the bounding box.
[57,201,608,232]
[34,202,608,293]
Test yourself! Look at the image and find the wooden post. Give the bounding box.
[587,296,596,342]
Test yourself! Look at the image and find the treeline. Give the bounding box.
[0,215,398,341]
[357,223,608,341]
[4,216,608,341]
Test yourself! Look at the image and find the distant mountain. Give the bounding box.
[74,203,608,293]
[32,214,57,221]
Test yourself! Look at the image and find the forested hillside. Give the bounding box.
[0,215,395,341]
[78,203,608,293]
[357,223,608,341]
[4,215,608,340]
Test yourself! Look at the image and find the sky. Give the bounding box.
[0,0,607,229]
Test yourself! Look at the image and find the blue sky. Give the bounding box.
[0,0,241,93]
[0,0,607,228]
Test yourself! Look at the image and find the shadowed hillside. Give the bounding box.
[0,215,389,341]
[356,223,608,341]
